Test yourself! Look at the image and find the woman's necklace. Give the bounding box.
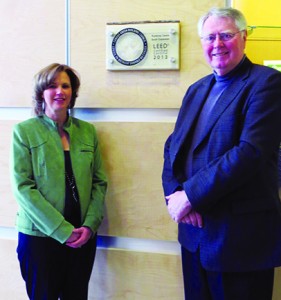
[65,171,79,202]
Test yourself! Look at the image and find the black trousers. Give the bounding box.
[181,246,274,300]
[17,232,97,300]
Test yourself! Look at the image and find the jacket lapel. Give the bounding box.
[172,76,214,154]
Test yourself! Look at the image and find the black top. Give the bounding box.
[64,151,81,228]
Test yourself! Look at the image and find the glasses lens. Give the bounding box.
[220,33,234,41]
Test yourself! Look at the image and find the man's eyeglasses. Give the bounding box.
[200,30,244,44]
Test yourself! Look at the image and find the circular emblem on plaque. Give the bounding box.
[111,28,148,66]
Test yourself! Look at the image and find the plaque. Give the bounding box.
[106,21,180,71]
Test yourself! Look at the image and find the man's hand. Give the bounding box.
[166,190,192,222]
[166,190,203,228]
[181,210,203,228]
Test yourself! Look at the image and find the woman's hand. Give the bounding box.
[66,227,93,248]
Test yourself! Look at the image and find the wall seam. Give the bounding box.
[65,0,71,65]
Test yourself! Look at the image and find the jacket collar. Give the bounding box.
[40,113,72,130]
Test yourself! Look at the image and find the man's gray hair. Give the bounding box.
[198,7,247,36]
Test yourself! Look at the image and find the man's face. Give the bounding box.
[200,16,247,76]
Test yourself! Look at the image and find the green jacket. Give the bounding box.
[11,114,107,244]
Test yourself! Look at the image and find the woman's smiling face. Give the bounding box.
[43,71,72,119]
[200,16,247,76]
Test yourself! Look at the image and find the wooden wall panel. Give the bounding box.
[70,0,224,108]
[274,267,281,300]
[89,248,184,300]
[0,120,18,227]
[95,122,177,240]
[0,0,65,107]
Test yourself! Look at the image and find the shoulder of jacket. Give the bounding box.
[14,117,46,133]
[71,117,96,132]
[251,63,281,76]
[14,117,49,146]
[15,117,41,127]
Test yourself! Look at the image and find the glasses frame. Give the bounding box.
[200,30,245,44]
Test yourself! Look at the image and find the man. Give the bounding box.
[162,7,281,300]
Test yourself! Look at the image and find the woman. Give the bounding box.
[11,63,108,299]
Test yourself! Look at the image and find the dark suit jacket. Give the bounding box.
[162,57,281,272]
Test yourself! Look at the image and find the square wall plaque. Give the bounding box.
[106,21,180,71]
